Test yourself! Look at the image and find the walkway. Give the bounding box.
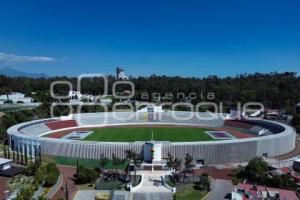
[74,190,130,200]
[51,165,78,200]
[0,176,9,200]
[134,171,172,193]
[132,170,173,200]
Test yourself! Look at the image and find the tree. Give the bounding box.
[200,173,210,191]
[3,144,7,158]
[166,152,175,172]
[174,158,182,172]
[184,153,193,169]
[20,146,24,164]
[17,146,20,162]
[75,165,98,184]
[132,153,142,183]
[112,153,121,172]
[76,159,79,177]
[124,149,134,181]
[38,146,42,165]
[166,153,182,183]
[99,154,109,171]
[245,157,268,182]
[12,144,15,161]
[112,153,122,189]
[125,149,135,163]
[24,146,28,165]
[7,144,10,159]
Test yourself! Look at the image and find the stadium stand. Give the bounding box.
[248,120,285,133]
[73,112,225,127]
[7,112,296,165]
[249,125,271,136]
[45,120,78,130]
[224,120,254,130]
[19,122,52,136]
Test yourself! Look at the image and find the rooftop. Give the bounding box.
[232,183,298,200]
[0,158,12,165]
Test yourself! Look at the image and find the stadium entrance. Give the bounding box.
[141,142,167,171]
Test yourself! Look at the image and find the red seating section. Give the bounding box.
[45,120,78,130]
[224,120,253,130]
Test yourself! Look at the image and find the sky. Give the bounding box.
[0,0,299,77]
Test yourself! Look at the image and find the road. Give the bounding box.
[206,179,233,200]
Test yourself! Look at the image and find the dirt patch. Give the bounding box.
[194,166,234,180]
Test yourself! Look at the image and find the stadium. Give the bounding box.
[7,110,296,165]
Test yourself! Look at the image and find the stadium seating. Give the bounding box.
[224,120,253,130]
[45,120,78,130]
[20,123,52,136]
[73,112,225,127]
[249,120,285,134]
[249,125,271,136]
[8,111,296,166]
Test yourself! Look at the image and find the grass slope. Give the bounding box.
[47,155,128,169]
[83,127,214,142]
[175,184,208,200]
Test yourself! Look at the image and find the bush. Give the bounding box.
[4,100,13,104]
[44,163,60,187]
[34,167,46,185]
[75,165,98,184]
[16,185,34,200]
[38,196,46,200]
[31,162,60,188]
[24,162,39,176]
[44,170,59,187]
[200,173,210,191]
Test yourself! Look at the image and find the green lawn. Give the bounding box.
[83,127,214,142]
[175,184,209,200]
[45,155,128,169]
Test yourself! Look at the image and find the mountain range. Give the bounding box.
[0,67,48,78]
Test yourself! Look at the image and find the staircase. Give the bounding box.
[133,192,173,200]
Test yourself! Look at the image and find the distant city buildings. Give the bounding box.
[116,67,128,80]
[0,92,34,104]
[68,90,112,105]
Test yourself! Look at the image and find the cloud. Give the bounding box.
[0,52,56,64]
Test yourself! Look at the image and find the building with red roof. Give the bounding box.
[231,183,298,200]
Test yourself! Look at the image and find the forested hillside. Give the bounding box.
[0,72,299,108]
[1,72,300,140]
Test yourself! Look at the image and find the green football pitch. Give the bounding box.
[83,127,214,142]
